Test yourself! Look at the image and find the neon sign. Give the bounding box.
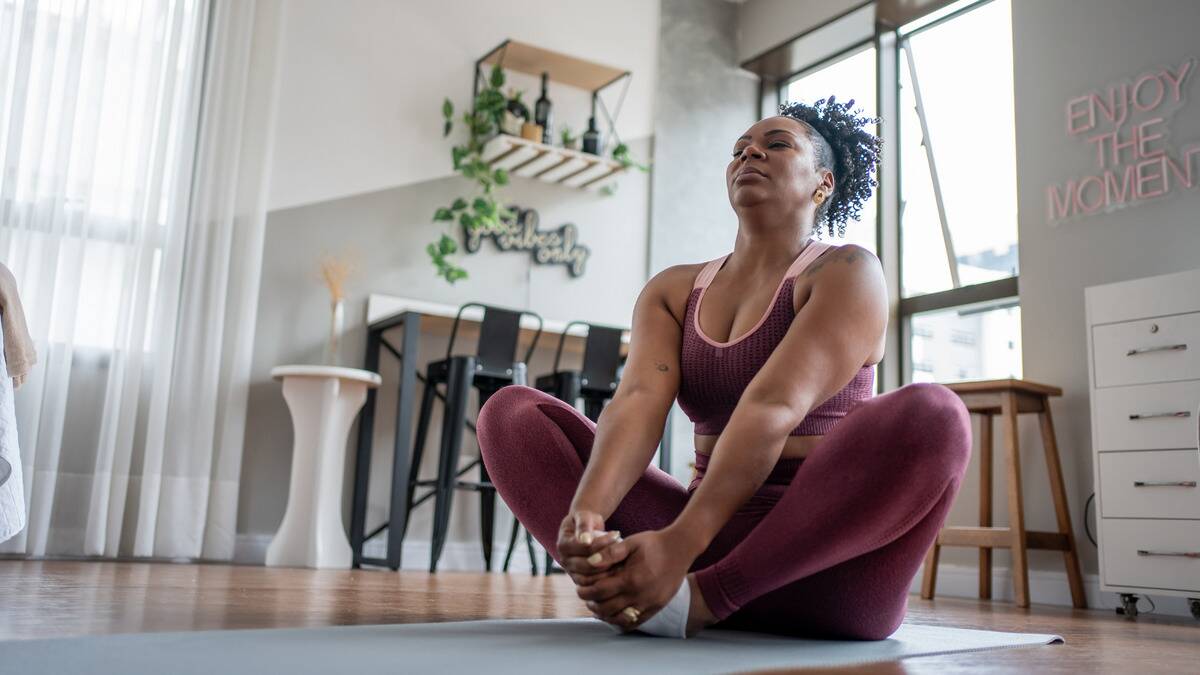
[1046,58,1198,225]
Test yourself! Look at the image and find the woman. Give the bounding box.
[476,98,971,640]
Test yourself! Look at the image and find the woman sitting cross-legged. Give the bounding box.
[476,98,972,640]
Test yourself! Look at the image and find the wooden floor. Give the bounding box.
[1,561,1197,673]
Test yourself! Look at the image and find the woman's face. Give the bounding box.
[726,116,833,215]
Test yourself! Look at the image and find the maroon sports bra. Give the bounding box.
[676,240,875,436]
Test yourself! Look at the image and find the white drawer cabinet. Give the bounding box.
[1092,312,1200,388]
[1100,519,1200,593]
[1098,450,1200,519]
[1094,380,1200,451]
[1086,268,1200,620]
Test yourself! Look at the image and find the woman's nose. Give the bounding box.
[740,144,766,160]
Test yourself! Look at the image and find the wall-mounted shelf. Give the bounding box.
[474,39,632,193]
[481,134,625,191]
[479,40,628,92]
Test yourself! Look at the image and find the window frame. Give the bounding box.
[774,0,1020,389]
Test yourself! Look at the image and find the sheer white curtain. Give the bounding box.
[0,0,283,559]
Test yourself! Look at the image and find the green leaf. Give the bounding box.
[490,63,505,89]
[451,146,468,169]
[599,183,617,197]
[433,207,454,221]
[426,242,439,257]
[498,206,516,221]
[472,197,488,213]
[451,197,468,211]
[442,98,453,119]
[492,168,508,186]
[443,120,452,137]
[438,234,457,255]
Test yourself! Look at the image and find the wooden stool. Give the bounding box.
[920,378,1087,609]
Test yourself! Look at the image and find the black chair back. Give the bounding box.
[551,321,626,392]
[447,302,544,374]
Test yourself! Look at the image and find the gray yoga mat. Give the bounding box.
[0,618,1063,674]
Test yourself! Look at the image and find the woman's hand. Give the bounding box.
[574,529,694,631]
[556,510,622,586]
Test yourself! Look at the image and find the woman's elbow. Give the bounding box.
[735,395,808,436]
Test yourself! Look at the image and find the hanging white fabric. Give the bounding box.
[0,0,284,559]
[0,321,25,543]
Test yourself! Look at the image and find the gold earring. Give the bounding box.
[813,190,826,205]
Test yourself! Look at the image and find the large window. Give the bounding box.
[774,0,1020,387]
[784,46,878,255]
[897,0,1020,384]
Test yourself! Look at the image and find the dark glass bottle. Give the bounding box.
[534,72,552,144]
[581,116,600,155]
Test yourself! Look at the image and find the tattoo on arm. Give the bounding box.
[654,361,669,373]
[802,246,865,278]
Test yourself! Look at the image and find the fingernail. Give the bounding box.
[608,530,621,539]
[587,553,603,565]
[578,532,593,545]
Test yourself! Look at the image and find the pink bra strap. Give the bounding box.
[692,241,833,291]
[692,255,729,290]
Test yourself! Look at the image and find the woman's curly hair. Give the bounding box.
[778,97,882,238]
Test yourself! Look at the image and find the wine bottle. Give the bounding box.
[535,72,552,144]
[581,116,601,155]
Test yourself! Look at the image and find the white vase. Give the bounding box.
[324,298,344,366]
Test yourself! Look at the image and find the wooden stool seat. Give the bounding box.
[921,378,1087,609]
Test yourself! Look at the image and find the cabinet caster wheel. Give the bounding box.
[1189,598,1200,621]
[1116,593,1139,618]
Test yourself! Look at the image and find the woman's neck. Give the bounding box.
[728,209,815,273]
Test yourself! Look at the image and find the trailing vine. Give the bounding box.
[428,62,515,283]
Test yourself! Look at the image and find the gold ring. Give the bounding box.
[621,606,641,623]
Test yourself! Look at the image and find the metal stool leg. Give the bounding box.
[479,460,496,571]
[402,374,438,543]
[430,357,474,573]
[502,515,522,572]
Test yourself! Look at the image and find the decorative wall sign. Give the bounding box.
[463,205,591,277]
[1047,58,1198,225]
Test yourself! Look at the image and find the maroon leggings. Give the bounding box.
[476,382,971,640]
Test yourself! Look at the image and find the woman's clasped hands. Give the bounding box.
[556,509,694,632]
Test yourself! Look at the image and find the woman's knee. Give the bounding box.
[477,384,593,465]
[477,385,548,455]
[888,382,972,476]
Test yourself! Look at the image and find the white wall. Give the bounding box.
[240,1,662,548]
[1009,0,1200,585]
[268,0,660,211]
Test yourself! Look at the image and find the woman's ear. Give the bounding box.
[820,169,835,196]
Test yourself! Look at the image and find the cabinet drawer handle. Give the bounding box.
[1133,480,1198,488]
[1137,550,1200,558]
[1126,343,1187,356]
[1128,410,1192,420]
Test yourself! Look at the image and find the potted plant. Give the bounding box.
[612,142,650,173]
[560,124,579,150]
[502,88,528,136]
[429,63,515,283]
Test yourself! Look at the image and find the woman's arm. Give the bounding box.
[665,245,888,559]
[568,267,687,519]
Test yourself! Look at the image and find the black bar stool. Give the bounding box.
[501,321,631,574]
[403,302,543,573]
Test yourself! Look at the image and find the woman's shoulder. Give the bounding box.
[798,242,880,282]
[641,260,716,326]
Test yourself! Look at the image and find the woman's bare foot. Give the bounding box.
[684,574,716,637]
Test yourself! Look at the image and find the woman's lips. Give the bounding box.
[734,170,766,183]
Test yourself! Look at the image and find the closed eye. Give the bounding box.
[731,142,790,157]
